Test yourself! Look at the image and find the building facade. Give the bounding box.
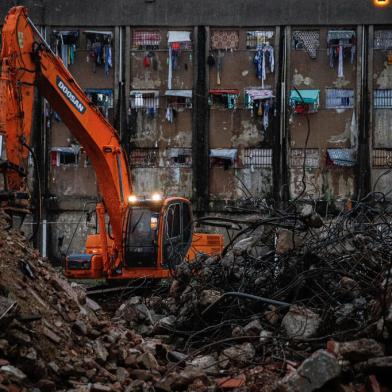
[1,0,392,260]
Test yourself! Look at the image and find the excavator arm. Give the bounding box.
[0,7,131,263]
[1,6,224,280]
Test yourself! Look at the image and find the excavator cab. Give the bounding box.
[124,197,192,269]
[66,196,196,279]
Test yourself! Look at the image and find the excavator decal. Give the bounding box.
[56,76,86,114]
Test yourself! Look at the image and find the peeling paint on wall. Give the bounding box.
[332,78,351,88]
[328,111,357,146]
[376,63,392,88]
[293,71,313,86]
[231,120,263,147]
[132,168,192,198]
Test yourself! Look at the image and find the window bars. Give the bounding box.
[129,148,159,168]
[325,89,354,109]
[243,148,272,167]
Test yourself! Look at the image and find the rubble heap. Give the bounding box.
[2,193,392,391]
[0,210,218,391]
[119,197,392,391]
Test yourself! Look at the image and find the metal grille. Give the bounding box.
[325,89,354,109]
[211,31,239,50]
[167,148,192,167]
[374,89,392,108]
[374,30,392,50]
[373,149,392,168]
[290,148,320,168]
[243,148,272,167]
[130,91,159,110]
[246,31,274,49]
[130,148,159,168]
[132,31,161,49]
[292,31,320,59]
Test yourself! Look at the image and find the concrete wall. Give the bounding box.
[3,1,392,26]
[288,27,358,201]
[4,1,392,260]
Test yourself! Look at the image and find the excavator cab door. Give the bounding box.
[124,207,160,268]
[162,200,192,268]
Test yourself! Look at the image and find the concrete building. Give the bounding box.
[2,0,392,260]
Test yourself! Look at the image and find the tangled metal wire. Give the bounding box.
[162,192,392,357]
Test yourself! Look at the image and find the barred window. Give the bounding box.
[130,148,159,168]
[292,30,320,59]
[374,89,392,108]
[211,31,239,50]
[373,149,392,168]
[246,31,274,50]
[374,30,392,50]
[167,148,192,167]
[132,31,161,49]
[243,148,272,167]
[325,89,354,109]
[130,91,159,110]
[290,148,320,168]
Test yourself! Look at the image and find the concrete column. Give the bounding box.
[192,26,210,213]
[356,25,371,199]
[281,25,291,204]
[368,25,375,193]
[125,26,131,112]
[114,26,121,114]
[272,26,282,204]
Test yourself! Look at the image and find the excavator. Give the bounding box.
[0,6,223,280]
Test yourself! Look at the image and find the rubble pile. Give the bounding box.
[2,194,392,391]
[0,210,219,391]
[124,197,392,390]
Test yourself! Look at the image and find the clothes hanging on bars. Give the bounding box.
[253,44,274,87]
[166,106,174,123]
[338,44,344,78]
[327,31,356,78]
[263,100,271,130]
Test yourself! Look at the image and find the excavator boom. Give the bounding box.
[0,7,131,258]
[0,6,223,280]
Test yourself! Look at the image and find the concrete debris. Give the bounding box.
[275,229,303,255]
[243,319,263,336]
[190,354,219,375]
[219,343,256,368]
[281,305,321,338]
[198,289,222,307]
[3,195,392,391]
[327,339,385,362]
[275,350,340,392]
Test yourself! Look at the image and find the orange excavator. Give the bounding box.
[0,6,223,280]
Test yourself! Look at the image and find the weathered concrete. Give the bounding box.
[3,1,392,27]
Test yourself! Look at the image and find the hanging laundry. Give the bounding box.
[257,103,263,117]
[338,44,344,78]
[167,31,192,90]
[327,30,356,78]
[85,31,113,77]
[263,100,271,130]
[166,106,174,123]
[143,54,151,68]
[104,45,112,76]
[253,44,274,87]
[227,94,237,109]
[207,54,215,66]
[53,30,79,68]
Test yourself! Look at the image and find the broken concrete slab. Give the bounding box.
[274,350,340,392]
[281,305,320,339]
